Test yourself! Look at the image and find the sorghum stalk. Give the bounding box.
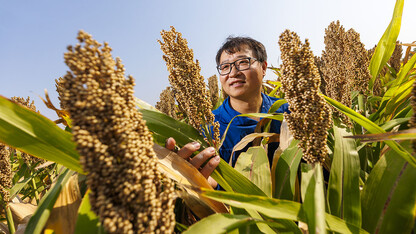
[158,26,220,148]
[60,30,175,233]
[279,30,332,164]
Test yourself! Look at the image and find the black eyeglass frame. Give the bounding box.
[216,57,258,75]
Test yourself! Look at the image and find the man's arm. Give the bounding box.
[165,137,219,188]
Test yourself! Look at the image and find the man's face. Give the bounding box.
[218,46,266,102]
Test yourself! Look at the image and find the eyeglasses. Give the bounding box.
[217,57,258,75]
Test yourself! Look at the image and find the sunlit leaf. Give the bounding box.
[268,99,287,114]
[301,163,326,234]
[231,133,277,161]
[0,96,83,174]
[74,190,105,234]
[234,146,272,197]
[322,94,416,168]
[199,189,368,234]
[368,0,403,89]
[328,126,361,226]
[272,139,302,200]
[184,214,256,234]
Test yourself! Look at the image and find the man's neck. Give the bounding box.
[229,94,263,115]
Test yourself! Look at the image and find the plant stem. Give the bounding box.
[4,204,15,234]
[31,178,40,204]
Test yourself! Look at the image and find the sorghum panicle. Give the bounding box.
[344,29,371,95]
[389,41,403,73]
[55,77,67,110]
[279,30,332,164]
[321,21,352,123]
[59,30,175,234]
[208,75,219,108]
[0,144,12,203]
[158,26,220,146]
[156,87,178,120]
[314,56,326,95]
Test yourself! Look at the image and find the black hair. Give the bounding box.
[215,36,267,65]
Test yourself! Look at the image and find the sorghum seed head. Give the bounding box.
[0,144,12,203]
[158,26,220,147]
[59,30,175,233]
[279,29,332,164]
[156,86,178,120]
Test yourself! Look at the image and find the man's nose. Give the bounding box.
[228,64,240,77]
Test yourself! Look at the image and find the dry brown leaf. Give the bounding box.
[39,89,71,126]
[44,174,82,234]
[0,221,10,234]
[9,202,37,225]
[153,144,228,217]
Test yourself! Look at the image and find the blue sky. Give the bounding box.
[1,0,415,121]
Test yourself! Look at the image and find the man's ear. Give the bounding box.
[262,61,268,77]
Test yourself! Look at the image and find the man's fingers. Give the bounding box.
[165,137,176,151]
[207,176,218,189]
[176,142,200,160]
[200,155,220,179]
[190,147,215,169]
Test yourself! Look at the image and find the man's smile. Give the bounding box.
[229,79,246,87]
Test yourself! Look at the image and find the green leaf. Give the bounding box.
[268,99,287,114]
[9,170,41,200]
[322,94,416,168]
[139,109,209,148]
[327,126,361,227]
[361,141,416,234]
[272,139,302,200]
[301,163,327,234]
[214,160,266,196]
[183,214,256,234]
[380,117,410,131]
[368,0,403,90]
[244,209,277,234]
[346,128,416,143]
[199,189,368,234]
[382,79,413,118]
[0,96,83,174]
[74,190,105,234]
[234,146,272,197]
[25,168,74,234]
[384,48,416,96]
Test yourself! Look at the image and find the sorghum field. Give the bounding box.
[1,0,415,233]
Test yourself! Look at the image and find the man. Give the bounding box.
[166,36,289,188]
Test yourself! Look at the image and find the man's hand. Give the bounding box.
[165,137,219,188]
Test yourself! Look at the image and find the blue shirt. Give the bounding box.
[212,93,290,167]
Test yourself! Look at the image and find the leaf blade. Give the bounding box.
[0,96,83,174]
